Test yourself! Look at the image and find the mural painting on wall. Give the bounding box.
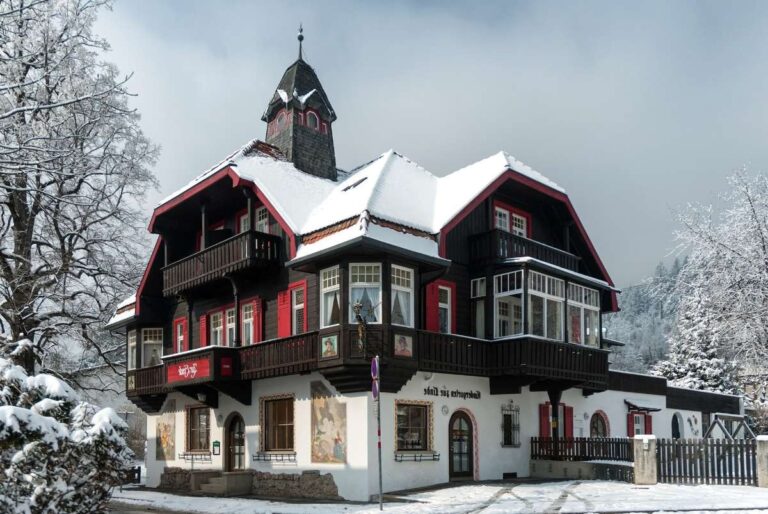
[156,399,176,461]
[311,381,347,463]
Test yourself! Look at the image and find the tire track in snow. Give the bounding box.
[543,481,582,514]
[464,485,515,513]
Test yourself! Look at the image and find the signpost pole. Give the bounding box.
[372,354,383,510]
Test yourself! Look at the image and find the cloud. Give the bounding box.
[96,0,768,286]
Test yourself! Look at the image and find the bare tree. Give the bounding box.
[0,0,157,380]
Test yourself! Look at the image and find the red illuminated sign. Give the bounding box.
[167,357,211,383]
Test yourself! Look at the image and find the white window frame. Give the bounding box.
[306,111,319,130]
[634,414,645,435]
[141,328,163,367]
[493,270,524,338]
[238,212,250,233]
[292,286,305,335]
[320,266,341,328]
[470,277,486,299]
[511,213,527,238]
[437,285,451,334]
[226,308,236,346]
[349,263,382,324]
[528,271,565,341]
[391,265,414,328]
[210,312,223,346]
[127,330,137,370]
[175,320,185,354]
[567,283,601,347]
[255,207,269,234]
[494,206,510,232]
[241,303,253,345]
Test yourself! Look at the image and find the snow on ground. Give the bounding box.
[111,480,768,514]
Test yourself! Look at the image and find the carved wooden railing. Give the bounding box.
[469,229,580,271]
[239,331,319,380]
[126,365,165,395]
[162,231,282,296]
[531,437,634,462]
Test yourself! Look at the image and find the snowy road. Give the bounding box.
[110,481,768,513]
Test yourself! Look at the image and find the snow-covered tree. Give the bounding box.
[652,290,740,394]
[0,0,158,383]
[0,338,133,513]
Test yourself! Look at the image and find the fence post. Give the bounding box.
[633,435,657,485]
[758,435,768,488]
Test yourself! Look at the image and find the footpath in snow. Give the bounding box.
[111,480,768,513]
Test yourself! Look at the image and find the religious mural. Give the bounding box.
[311,381,346,463]
[155,399,176,461]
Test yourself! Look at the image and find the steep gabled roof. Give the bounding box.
[262,58,336,121]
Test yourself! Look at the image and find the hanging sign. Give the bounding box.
[212,440,220,455]
[167,357,211,383]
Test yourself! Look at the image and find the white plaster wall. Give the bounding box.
[144,373,372,501]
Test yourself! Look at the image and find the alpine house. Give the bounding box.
[107,32,743,500]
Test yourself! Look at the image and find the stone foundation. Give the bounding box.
[252,470,341,500]
[159,467,222,492]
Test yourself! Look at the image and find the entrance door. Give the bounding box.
[449,411,473,480]
[226,413,245,471]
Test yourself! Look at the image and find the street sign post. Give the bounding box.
[372,355,383,510]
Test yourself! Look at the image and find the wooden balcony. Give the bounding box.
[126,365,165,396]
[469,229,580,271]
[162,230,282,296]
[240,332,318,380]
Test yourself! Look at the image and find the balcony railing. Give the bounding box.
[162,230,282,296]
[469,229,580,271]
[126,330,609,403]
[531,437,634,462]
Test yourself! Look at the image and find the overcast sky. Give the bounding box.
[96,0,768,287]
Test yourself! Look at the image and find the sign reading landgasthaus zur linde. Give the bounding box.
[167,357,211,383]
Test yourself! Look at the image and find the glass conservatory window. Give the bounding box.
[494,270,524,338]
[528,271,564,340]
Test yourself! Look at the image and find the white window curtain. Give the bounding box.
[350,263,381,323]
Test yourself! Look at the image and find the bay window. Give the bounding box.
[349,263,381,323]
[568,283,601,346]
[209,312,223,346]
[391,265,414,327]
[141,328,163,367]
[528,271,564,340]
[494,270,524,338]
[127,330,137,370]
[320,266,341,328]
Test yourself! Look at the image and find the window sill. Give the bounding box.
[253,451,297,462]
[394,451,440,462]
[178,452,212,463]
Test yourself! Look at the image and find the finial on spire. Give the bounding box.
[298,24,304,60]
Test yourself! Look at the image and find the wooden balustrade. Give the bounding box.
[469,229,580,271]
[239,331,319,380]
[126,365,165,395]
[162,231,281,296]
[418,331,488,376]
[531,437,634,462]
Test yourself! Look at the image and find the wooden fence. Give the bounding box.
[657,438,757,485]
[530,437,634,462]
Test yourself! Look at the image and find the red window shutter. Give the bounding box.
[277,290,291,338]
[448,281,457,333]
[254,298,263,343]
[627,413,635,437]
[199,315,208,347]
[425,283,439,331]
[564,405,574,438]
[183,320,189,352]
[645,414,653,435]
[539,403,550,438]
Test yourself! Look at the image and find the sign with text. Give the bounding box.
[167,357,211,383]
[424,385,481,400]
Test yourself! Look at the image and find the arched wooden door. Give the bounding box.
[449,411,473,480]
[226,413,245,471]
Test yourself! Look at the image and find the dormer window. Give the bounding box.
[307,111,319,130]
[493,201,531,238]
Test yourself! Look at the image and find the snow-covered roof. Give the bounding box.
[105,294,136,330]
[502,257,619,292]
[154,140,569,263]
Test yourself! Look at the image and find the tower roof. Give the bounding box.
[262,58,336,122]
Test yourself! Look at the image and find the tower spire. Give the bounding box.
[297,24,304,60]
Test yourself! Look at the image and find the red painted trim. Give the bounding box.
[426,279,457,334]
[304,108,321,131]
[289,279,309,333]
[492,199,532,237]
[135,237,163,316]
[438,168,617,311]
[149,165,297,259]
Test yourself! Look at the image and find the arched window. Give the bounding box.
[590,411,609,438]
[672,412,684,439]
[307,111,319,130]
[276,111,287,131]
